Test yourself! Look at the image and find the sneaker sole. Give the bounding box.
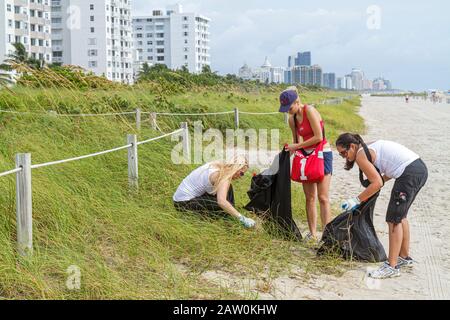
[369,272,401,279]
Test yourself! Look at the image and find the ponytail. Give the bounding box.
[336,133,366,170]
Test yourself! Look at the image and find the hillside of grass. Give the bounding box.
[0,83,363,299]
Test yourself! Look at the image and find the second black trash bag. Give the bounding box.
[317,193,387,262]
[244,150,302,241]
[317,142,387,262]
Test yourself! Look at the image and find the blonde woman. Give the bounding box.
[173,157,256,228]
[279,86,332,241]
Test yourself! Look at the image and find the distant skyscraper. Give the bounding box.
[345,75,353,90]
[363,79,373,90]
[385,80,392,90]
[337,77,344,90]
[238,62,252,81]
[323,73,336,89]
[295,51,311,66]
[290,65,321,86]
[237,57,285,84]
[309,65,322,86]
[284,69,292,84]
[287,55,296,68]
[350,68,364,91]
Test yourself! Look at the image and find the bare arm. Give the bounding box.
[215,179,241,218]
[356,151,384,202]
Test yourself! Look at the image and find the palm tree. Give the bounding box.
[0,42,44,71]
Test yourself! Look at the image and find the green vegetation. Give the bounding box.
[0,65,363,299]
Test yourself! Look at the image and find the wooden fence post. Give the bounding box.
[127,134,138,190]
[234,107,239,129]
[15,153,33,257]
[150,112,157,130]
[180,122,191,163]
[135,108,141,131]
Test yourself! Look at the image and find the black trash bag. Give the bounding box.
[317,192,387,262]
[245,150,302,241]
[317,142,387,262]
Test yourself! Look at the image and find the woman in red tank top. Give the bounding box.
[279,87,333,241]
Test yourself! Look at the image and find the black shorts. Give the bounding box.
[386,159,428,224]
[173,185,234,216]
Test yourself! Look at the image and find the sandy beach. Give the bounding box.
[202,96,450,300]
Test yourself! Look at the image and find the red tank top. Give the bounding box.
[296,105,327,147]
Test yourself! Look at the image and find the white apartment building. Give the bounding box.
[0,0,52,64]
[132,4,210,76]
[51,0,134,84]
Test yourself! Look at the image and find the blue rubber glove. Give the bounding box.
[239,215,256,228]
[341,197,361,212]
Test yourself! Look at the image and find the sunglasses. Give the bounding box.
[339,149,349,158]
[239,171,245,177]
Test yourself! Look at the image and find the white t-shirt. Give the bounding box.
[359,140,419,179]
[173,163,219,202]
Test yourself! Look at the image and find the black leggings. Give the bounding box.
[173,185,235,215]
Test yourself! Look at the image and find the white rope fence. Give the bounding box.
[238,111,280,115]
[0,95,354,122]
[144,111,234,116]
[0,167,22,177]
[30,144,133,170]
[56,111,137,117]
[0,125,188,257]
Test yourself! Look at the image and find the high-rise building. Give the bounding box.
[51,0,134,84]
[309,65,322,86]
[323,73,336,89]
[132,4,210,75]
[0,0,52,64]
[363,78,373,90]
[237,57,285,84]
[384,79,392,90]
[345,74,353,90]
[238,62,252,81]
[290,65,303,84]
[284,69,292,84]
[337,77,344,90]
[294,51,311,66]
[350,68,364,91]
[287,54,296,68]
[289,64,322,86]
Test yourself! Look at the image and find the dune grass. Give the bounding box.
[0,85,362,299]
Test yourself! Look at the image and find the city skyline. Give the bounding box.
[133,0,450,91]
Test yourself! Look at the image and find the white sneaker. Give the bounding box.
[369,262,401,279]
[397,256,415,268]
[303,232,320,246]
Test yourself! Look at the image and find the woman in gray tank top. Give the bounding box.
[336,133,428,279]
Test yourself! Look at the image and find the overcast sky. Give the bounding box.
[133,0,450,91]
